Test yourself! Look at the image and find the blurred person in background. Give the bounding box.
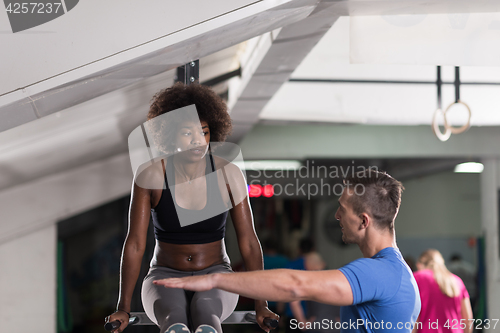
[404,255,417,272]
[262,238,289,324]
[413,249,473,333]
[293,252,341,333]
[263,238,289,271]
[448,253,476,310]
[285,238,317,332]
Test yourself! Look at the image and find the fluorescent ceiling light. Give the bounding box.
[454,162,484,173]
[233,160,301,171]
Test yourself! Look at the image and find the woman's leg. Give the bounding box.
[190,264,239,333]
[142,266,190,333]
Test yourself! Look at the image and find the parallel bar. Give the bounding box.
[289,78,500,86]
[126,311,260,326]
[201,67,242,87]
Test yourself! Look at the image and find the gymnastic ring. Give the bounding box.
[444,100,471,134]
[432,108,451,142]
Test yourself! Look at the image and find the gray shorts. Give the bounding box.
[141,263,239,333]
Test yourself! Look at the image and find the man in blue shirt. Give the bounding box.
[155,170,421,332]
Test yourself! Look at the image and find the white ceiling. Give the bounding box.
[0,0,325,195]
[0,47,245,191]
[0,0,257,96]
[261,16,500,126]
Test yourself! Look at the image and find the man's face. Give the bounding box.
[335,190,362,244]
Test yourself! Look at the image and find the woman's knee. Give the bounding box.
[191,296,223,318]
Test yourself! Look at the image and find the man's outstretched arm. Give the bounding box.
[154,268,354,306]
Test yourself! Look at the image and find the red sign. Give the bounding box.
[263,184,274,197]
[248,184,274,198]
[248,184,262,197]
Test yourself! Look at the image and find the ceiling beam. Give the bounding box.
[239,124,500,159]
[227,0,340,143]
[0,0,317,133]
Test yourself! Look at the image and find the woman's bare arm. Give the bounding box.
[411,315,420,333]
[223,162,265,287]
[290,300,316,330]
[224,161,278,331]
[116,181,151,312]
[107,176,152,333]
[461,297,473,333]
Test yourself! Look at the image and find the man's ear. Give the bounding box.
[359,213,370,229]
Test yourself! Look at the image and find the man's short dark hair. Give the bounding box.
[343,169,404,230]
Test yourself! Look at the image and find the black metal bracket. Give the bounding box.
[454,66,461,103]
[175,60,199,85]
[437,66,442,109]
[437,66,461,109]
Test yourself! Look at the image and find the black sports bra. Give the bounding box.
[150,153,229,244]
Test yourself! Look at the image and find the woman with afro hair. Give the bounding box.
[106,83,278,333]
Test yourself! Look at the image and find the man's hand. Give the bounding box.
[255,305,280,332]
[153,274,217,291]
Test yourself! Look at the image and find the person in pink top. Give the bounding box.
[412,249,473,333]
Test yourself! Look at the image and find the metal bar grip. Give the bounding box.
[104,320,120,331]
[104,316,138,331]
[244,313,279,328]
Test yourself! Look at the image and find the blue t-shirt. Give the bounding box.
[338,247,420,333]
[264,254,290,310]
[286,257,306,270]
[263,254,289,271]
